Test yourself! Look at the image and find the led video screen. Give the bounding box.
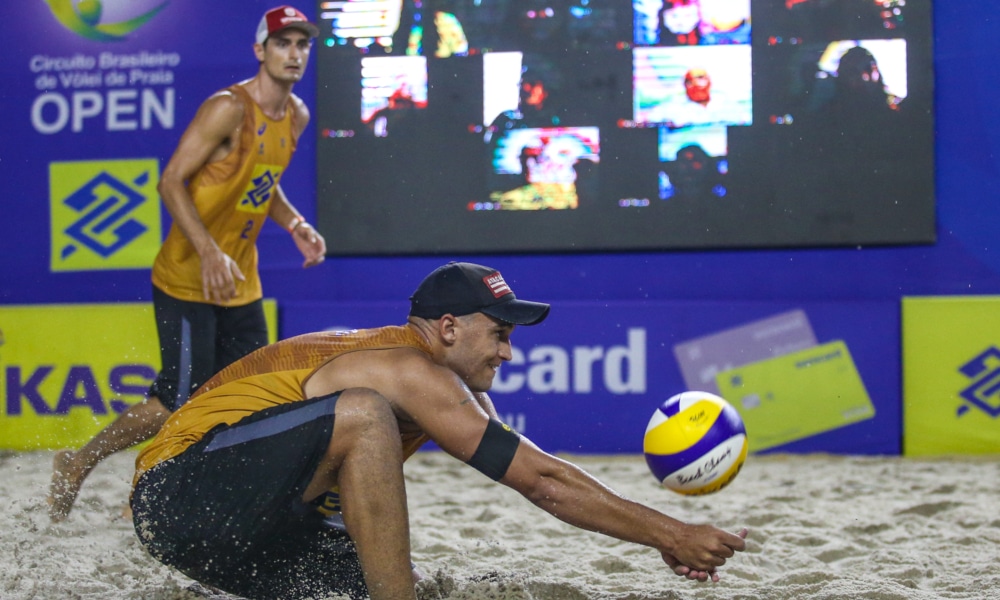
[315,0,934,255]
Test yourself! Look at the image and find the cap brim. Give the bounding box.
[278,21,320,38]
[482,299,550,326]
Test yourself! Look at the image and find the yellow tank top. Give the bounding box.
[134,325,433,484]
[151,84,299,306]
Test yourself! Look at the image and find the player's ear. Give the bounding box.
[253,41,266,62]
[438,314,459,344]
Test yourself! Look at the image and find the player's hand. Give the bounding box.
[201,248,244,303]
[292,222,326,268]
[661,526,748,582]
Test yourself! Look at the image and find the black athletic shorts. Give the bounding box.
[131,393,368,600]
[148,286,269,412]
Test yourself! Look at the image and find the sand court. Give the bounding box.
[2,449,998,599]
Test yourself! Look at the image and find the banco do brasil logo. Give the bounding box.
[45,0,169,41]
[958,347,1000,418]
[50,159,162,271]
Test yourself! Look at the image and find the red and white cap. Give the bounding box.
[255,6,319,44]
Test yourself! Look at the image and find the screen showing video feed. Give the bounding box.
[315,0,935,254]
[318,0,628,57]
[635,0,751,46]
[633,45,753,128]
[658,125,729,200]
[359,56,428,137]
[479,126,600,211]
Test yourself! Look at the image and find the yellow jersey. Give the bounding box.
[151,84,300,306]
[134,325,434,487]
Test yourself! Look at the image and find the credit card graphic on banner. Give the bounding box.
[715,340,875,452]
[673,309,819,395]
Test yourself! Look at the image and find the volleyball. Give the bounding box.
[643,391,748,495]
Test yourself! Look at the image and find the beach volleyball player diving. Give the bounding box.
[131,262,749,600]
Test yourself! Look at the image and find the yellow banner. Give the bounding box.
[902,296,1000,455]
[49,159,163,272]
[0,301,277,450]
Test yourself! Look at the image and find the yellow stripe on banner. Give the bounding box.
[0,300,277,450]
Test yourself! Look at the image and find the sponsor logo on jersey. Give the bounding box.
[238,165,283,214]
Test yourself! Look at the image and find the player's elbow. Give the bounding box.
[156,170,185,200]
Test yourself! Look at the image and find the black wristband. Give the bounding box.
[467,419,521,481]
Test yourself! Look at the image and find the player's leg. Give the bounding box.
[49,288,212,521]
[156,289,219,410]
[131,392,381,599]
[303,387,417,600]
[48,395,168,521]
[214,298,269,370]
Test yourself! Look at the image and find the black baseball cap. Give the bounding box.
[409,262,550,326]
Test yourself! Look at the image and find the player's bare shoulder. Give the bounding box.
[304,344,437,400]
[368,344,463,398]
[289,92,311,135]
[189,88,247,146]
[201,88,246,121]
[290,92,308,112]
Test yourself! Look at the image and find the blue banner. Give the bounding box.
[1,2,998,457]
[0,0,317,303]
[281,298,900,455]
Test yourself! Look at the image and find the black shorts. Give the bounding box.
[149,286,268,411]
[131,393,368,600]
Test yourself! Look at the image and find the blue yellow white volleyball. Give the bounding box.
[643,391,748,495]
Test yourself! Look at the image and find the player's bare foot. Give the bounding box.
[48,450,84,521]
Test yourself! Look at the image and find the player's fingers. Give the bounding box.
[687,569,710,582]
[230,261,246,282]
[725,528,749,552]
[204,277,223,303]
[211,275,237,302]
[207,284,227,303]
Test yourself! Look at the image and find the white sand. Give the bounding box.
[2,449,999,599]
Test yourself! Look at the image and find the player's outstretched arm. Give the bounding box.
[499,437,748,580]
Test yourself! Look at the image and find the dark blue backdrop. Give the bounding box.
[1,2,996,455]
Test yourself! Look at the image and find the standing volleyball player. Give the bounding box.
[49,5,327,521]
